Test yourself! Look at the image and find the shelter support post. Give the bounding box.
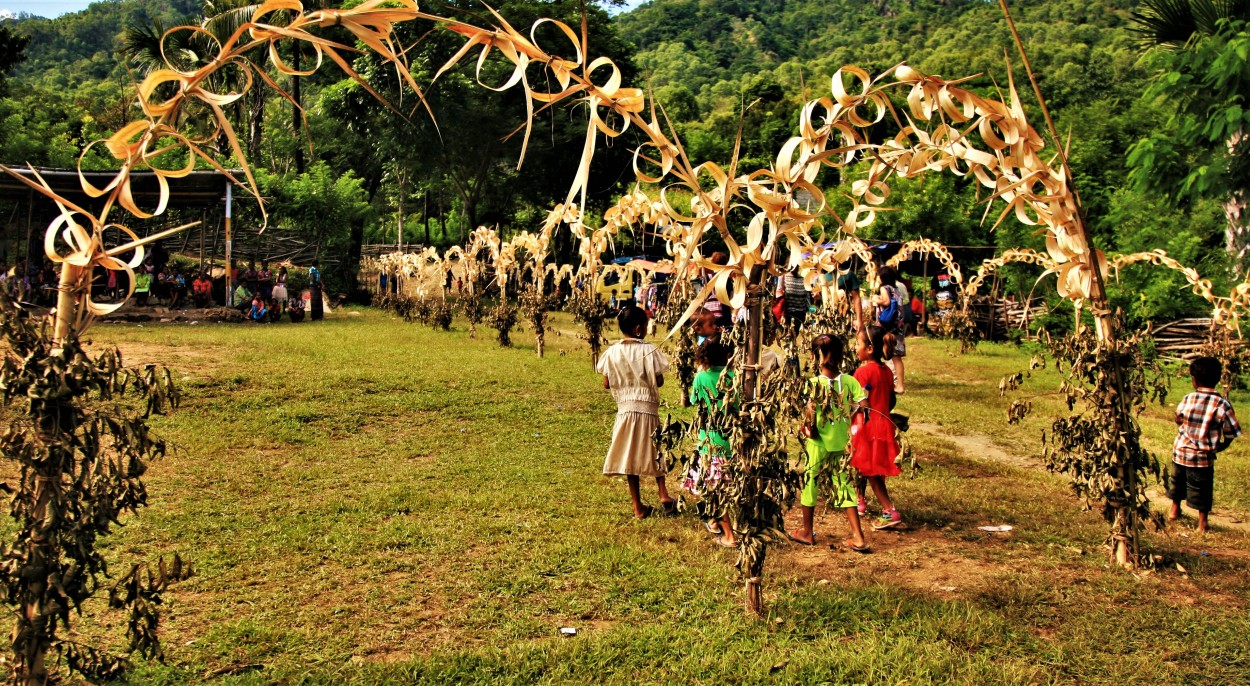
[224,183,233,307]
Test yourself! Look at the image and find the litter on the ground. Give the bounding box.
[978,525,1013,532]
[559,627,577,637]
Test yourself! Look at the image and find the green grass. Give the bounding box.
[50,310,1250,684]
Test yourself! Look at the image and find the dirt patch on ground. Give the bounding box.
[88,340,230,377]
[912,418,1250,537]
[1144,486,1250,534]
[774,509,1006,601]
[911,421,1042,470]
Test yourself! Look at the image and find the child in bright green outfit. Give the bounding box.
[790,334,870,552]
[686,341,736,548]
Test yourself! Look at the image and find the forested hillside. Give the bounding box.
[0,0,1240,320]
[616,0,1231,320]
[11,0,202,88]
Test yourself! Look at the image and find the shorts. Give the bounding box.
[802,443,856,509]
[893,334,906,357]
[1167,461,1214,513]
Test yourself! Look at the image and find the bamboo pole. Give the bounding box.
[998,0,1140,567]
[741,266,765,615]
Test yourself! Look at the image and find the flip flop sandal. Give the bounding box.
[705,520,723,535]
[634,505,655,520]
[843,540,872,554]
[661,501,679,517]
[788,533,816,546]
[716,537,739,549]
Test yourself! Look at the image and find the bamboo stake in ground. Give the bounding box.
[998,0,1143,566]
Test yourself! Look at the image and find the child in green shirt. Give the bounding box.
[687,340,737,548]
[791,334,870,552]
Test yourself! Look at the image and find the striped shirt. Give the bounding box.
[782,273,809,315]
[1173,389,1241,468]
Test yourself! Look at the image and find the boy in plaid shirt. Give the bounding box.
[1170,356,1242,534]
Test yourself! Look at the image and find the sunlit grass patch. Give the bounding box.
[57,312,1249,684]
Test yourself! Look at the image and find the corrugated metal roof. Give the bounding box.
[0,167,237,208]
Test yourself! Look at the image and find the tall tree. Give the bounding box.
[1129,1,1250,275]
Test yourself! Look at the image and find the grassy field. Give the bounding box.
[56,308,1250,684]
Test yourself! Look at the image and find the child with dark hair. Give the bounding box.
[248,293,268,323]
[691,308,720,345]
[853,326,905,530]
[597,304,675,518]
[686,340,737,547]
[1170,356,1241,534]
[791,334,870,551]
[871,265,907,393]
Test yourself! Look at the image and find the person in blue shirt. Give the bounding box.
[248,294,269,323]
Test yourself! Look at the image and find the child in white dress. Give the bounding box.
[597,304,675,518]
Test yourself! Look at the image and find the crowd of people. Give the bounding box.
[597,262,918,553]
[1,252,327,324]
[228,260,311,324]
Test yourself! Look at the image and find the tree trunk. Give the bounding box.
[466,198,476,237]
[248,84,265,163]
[292,46,304,176]
[1224,191,1247,279]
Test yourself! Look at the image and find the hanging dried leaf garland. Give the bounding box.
[884,238,963,286]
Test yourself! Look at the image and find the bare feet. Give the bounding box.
[716,534,738,548]
[843,537,871,553]
[789,530,815,546]
[1169,502,1181,521]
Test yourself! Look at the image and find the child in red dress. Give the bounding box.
[852,326,905,530]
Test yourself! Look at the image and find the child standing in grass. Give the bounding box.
[791,334,870,551]
[686,340,737,548]
[598,304,676,519]
[1170,356,1241,534]
[852,326,905,530]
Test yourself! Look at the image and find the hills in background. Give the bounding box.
[0,0,1232,320]
[4,0,200,87]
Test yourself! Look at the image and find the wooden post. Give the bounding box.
[199,210,206,273]
[922,256,929,333]
[25,188,33,274]
[224,183,234,307]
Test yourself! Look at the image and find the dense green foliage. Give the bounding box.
[1128,16,1249,228]
[0,0,1239,318]
[617,0,1233,321]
